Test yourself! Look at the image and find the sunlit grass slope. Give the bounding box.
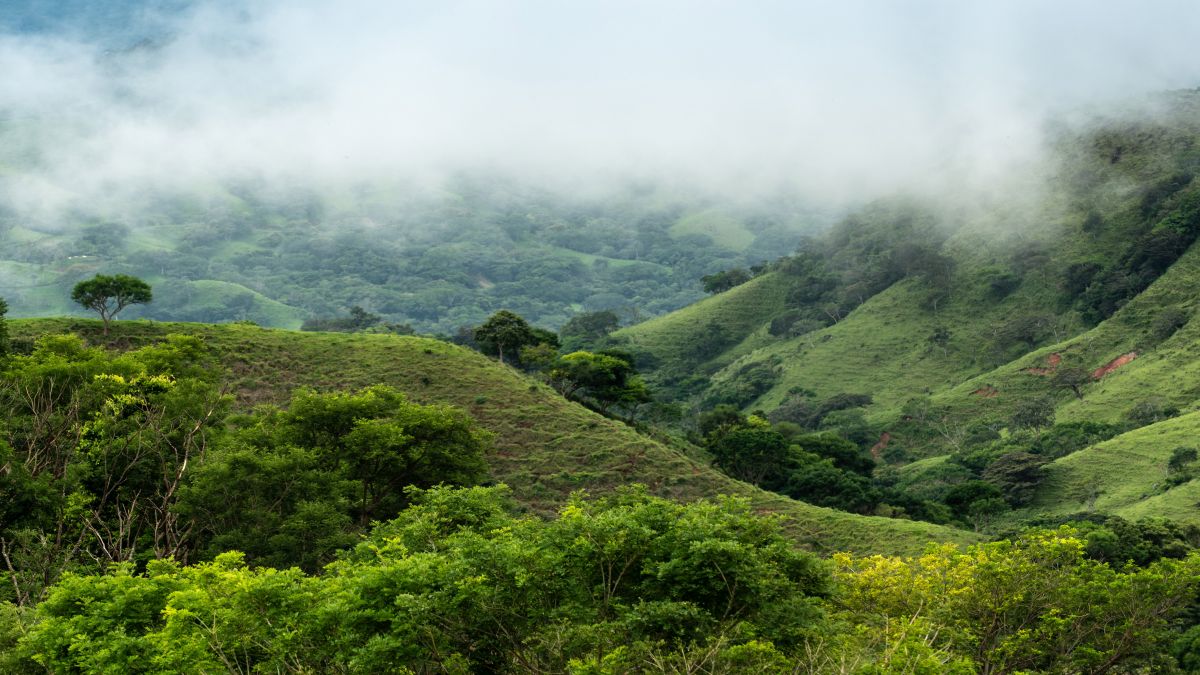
[1008,411,1200,524]
[10,318,979,555]
[615,270,795,371]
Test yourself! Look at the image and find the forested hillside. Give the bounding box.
[0,173,823,332]
[613,91,1200,540]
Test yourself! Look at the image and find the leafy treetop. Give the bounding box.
[70,274,152,335]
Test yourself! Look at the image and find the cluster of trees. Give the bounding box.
[887,391,1196,530]
[461,309,652,421]
[698,405,886,515]
[1063,177,1200,324]
[0,333,490,605]
[300,305,414,334]
[4,486,1200,672]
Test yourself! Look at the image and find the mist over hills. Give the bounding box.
[12,2,1200,671]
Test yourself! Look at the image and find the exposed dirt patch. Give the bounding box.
[971,386,999,398]
[1024,353,1062,376]
[1092,352,1137,380]
[869,432,891,461]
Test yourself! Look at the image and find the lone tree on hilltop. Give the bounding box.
[71,274,152,335]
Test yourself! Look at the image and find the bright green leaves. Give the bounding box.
[832,528,1200,673]
[548,350,651,418]
[12,486,831,673]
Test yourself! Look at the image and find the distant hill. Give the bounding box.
[0,173,825,333]
[617,90,1200,530]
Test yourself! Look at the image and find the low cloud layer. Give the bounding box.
[4,0,1200,220]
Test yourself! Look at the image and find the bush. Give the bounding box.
[1124,398,1180,428]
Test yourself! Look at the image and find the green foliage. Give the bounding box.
[981,451,1047,506]
[301,305,414,334]
[12,486,832,673]
[701,361,778,408]
[767,392,872,429]
[706,421,881,515]
[1141,306,1190,349]
[1074,184,1200,324]
[70,274,153,335]
[559,309,620,351]
[0,296,8,357]
[10,318,977,557]
[1124,396,1180,428]
[181,386,490,570]
[0,333,228,604]
[1010,395,1056,431]
[708,426,793,488]
[1063,515,1200,566]
[13,497,1200,673]
[833,529,1200,673]
[701,267,752,294]
[474,309,539,365]
[548,350,651,418]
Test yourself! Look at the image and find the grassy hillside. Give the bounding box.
[615,270,796,384]
[1018,411,1200,521]
[10,317,979,555]
[613,93,1200,531]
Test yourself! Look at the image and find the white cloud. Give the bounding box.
[3,0,1200,219]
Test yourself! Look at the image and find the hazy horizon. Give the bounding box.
[4,0,1200,222]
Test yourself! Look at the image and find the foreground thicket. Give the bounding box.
[3,486,1199,673]
[0,333,489,603]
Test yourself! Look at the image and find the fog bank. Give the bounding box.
[3,0,1200,219]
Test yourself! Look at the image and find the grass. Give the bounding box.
[10,317,981,556]
[616,271,796,376]
[670,209,755,251]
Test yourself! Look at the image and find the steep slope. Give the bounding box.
[616,271,796,379]
[10,318,979,555]
[1014,411,1200,523]
[626,94,1200,422]
[609,93,1200,530]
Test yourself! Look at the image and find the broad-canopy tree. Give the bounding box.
[181,385,491,571]
[71,274,152,335]
[474,310,537,364]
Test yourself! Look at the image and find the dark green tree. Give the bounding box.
[982,451,1047,506]
[474,310,538,365]
[700,268,752,294]
[1052,366,1092,400]
[559,310,619,344]
[708,427,793,488]
[70,274,152,335]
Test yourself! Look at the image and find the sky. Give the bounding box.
[3,0,1200,219]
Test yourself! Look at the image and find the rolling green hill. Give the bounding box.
[9,317,978,555]
[617,92,1200,531]
[0,176,824,333]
